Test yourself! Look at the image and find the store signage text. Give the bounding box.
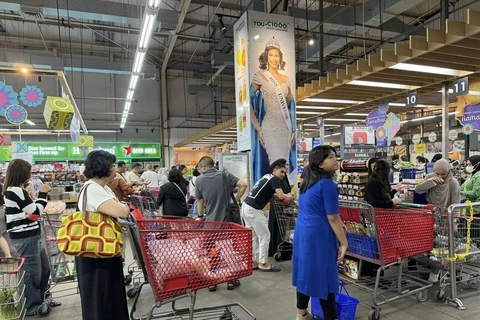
[252,20,288,31]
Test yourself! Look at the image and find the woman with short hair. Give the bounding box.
[157,168,188,217]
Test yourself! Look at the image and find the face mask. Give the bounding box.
[466,166,474,174]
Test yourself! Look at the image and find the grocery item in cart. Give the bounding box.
[43,201,66,215]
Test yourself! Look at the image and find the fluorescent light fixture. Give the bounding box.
[389,103,405,107]
[139,14,156,49]
[126,89,134,101]
[324,118,363,122]
[400,112,456,124]
[129,75,139,90]
[211,134,238,137]
[346,113,369,116]
[390,63,473,77]
[349,80,420,90]
[296,111,325,115]
[89,130,117,133]
[148,0,161,9]
[296,105,336,110]
[132,51,146,73]
[325,132,341,137]
[303,123,339,127]
[304,98,363,104]
[389,102,437,108]
[437,89,480,95]
[24,119,35,126]
[124,102,131,112]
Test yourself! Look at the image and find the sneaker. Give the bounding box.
[428,272,439,283]
[296,312,314,320]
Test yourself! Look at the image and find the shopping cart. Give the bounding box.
[272,200,297,261]
[0,258,25,320]
[130,195,159,217]
[435,201,480,311]
[339,200,435,320]
[39,214,78,303]
[128,216,256,320]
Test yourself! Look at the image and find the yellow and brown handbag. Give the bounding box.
[57,184,124,258]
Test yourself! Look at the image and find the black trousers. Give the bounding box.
[297,291,338,320]
[75,256,129,320]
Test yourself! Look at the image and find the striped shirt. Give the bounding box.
[4,187,48,239]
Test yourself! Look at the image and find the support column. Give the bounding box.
[440,0,449,30]
[319,0,324,76]
[441,83,449,159]
[161,69,169,167]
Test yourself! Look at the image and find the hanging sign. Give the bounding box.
[366,109,387,130]
[412,134,421,144]
[452,77,469,96]
[448,129,458,141]
[456,104,480,134]
[428,132,437,142]
[395,136,403,145]
[406,91,418,107]
[415,143,426,154]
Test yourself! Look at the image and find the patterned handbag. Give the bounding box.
[57,184,124,258]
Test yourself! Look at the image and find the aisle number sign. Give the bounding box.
[406,91,418,107]
[453,77,469,96]
[0,142,161,161]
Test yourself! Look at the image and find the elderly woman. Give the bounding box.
[75,150,130,320]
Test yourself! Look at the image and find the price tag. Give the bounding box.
[406,91,418,107]
[452,77,469,96]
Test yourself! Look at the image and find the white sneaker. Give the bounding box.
[428,272,439,283]
[296,312,314,320]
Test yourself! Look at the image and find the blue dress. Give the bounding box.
[292,178,339,300]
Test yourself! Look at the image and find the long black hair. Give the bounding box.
[370,159,391,191]
[300,145,336,194]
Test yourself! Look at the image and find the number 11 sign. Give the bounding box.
[453,77,469,96]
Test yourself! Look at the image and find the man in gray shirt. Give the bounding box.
[195,156,247,291]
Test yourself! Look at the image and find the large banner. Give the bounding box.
[234,11,296,184]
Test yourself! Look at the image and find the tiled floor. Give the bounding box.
[43,243,480,320]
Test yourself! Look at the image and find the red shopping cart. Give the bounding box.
[0,257,26,319]
[128,216,256,320]
[339,200,435,320]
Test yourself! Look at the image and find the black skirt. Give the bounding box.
[75,256,129,320]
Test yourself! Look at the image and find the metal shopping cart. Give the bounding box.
[271,200,297,261]
[431,201,480,310]
[339,200,435,320]
[127,216,256,320]
[130,195,159,217]
[0,258,25,320]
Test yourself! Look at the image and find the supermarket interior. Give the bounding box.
[3,0,480,320]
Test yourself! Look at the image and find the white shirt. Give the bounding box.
[189,176,197,198]
[140,170,160,188]
[126,171,139,184]
[78,181,116,212]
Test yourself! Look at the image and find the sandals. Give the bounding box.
[227,279,240,290]
[50,301,62,308]
[259,265,281,272]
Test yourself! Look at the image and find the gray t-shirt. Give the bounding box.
[0,209,6,235]
[195,169,239,222]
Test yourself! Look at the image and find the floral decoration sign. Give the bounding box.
[20,85,45,108]
[366,109,388,130]
[0,82,19,116]
[456,104,480,135]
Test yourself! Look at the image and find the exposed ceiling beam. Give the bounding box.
[190,0,243,12]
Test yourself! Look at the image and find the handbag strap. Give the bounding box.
[222,171,238,205]
[172,182,186,198]
[77,183,91,218]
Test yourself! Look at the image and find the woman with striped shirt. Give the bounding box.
[3,159,54,316]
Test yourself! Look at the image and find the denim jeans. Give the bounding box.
[11,235,50,315]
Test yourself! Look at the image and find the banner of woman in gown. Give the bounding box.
[234,11,296,184]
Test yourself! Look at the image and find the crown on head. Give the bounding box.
[265,37,280,50]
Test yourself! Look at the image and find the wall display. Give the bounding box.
[0,81,19,116]
[412,134,421,144]
[20,85,45,108]
[43,96,74,130]
[4,105,27,125]
[237,11,296,183]
[219,153,251,196]
[428,132,437,142]
[344,125,375,145]
[234,13,251,152]
[448,129,458,141]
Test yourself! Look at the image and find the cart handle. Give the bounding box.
[398,203,435,211]
[0,257,25,274]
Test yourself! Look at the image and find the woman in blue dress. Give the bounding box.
[292,146,348,320]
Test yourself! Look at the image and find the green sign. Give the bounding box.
[0,142,161,162]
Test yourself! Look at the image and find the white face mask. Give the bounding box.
[466,166,474,174]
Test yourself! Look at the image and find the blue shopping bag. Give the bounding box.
[311,281,359,320]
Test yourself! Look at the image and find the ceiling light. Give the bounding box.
[308,39,315,45]
[132,51,146,73]
[296,111,325,115]
[21,67,27,73]
[296,105,336,110]
[387,102,438,108]
[349,80,420,90]
[139,14,156,49]
[211,134,237,137]
[124,101,131,112]
[400,111,456,124]
[129,75,139,90]
[303,123,339,127]
[390,63,473,77]
[324,118,363,122]
[25,119,35,126]
[304,98,363,104]
[346,113,369,116]
[148,0,161,9]
[325,132,341,137]
[254,35,260,40]
[126,89,134,101]
[89,130,117,133]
